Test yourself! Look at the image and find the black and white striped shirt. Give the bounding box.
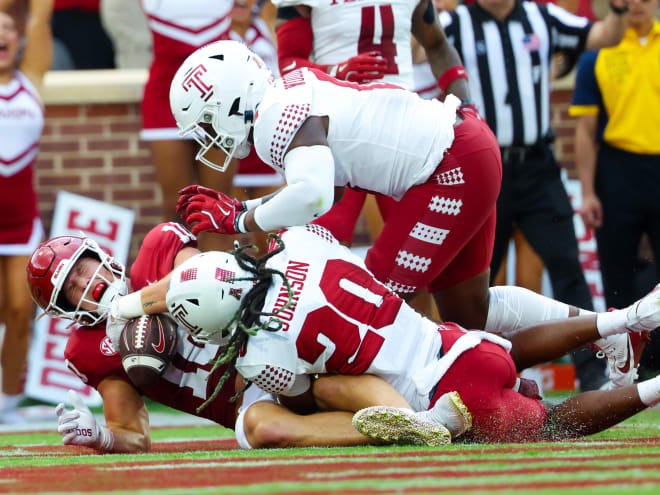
[440,1,591,147]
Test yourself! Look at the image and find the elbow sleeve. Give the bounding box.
[253,145,335,232]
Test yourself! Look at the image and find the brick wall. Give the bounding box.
[35,83,580,267]
[36,102,161,266]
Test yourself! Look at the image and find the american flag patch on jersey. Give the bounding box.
[523,34,540,52]
[215,267,235,282]
[180,268,197,282]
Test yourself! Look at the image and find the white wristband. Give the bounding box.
[596,309,627,337]
[243,198,262,211]
[117,291,145,319]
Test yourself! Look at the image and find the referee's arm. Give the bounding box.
[584,0,629,50]
[411,0,470,101]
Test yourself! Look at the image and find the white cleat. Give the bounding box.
[624,283,660,333]
[352,406,452,447]
[418,391,472,439]
[593,332,649,389]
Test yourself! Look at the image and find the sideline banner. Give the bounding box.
[25,192,134,406]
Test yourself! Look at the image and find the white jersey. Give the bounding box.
[253,68,458,200]
[236,225,511,411]
[0,71,44,177]
[273,0,420,90]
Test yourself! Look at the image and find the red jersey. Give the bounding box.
[64,222,240,429]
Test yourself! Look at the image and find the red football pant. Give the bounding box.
[365,111,502,293]
[431,328,548,443]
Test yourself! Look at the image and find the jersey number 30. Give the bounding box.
[296,259,402,373]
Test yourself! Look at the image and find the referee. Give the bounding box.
[439,0,629,391]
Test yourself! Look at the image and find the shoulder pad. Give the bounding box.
[253,70,313,170]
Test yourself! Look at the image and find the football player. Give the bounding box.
[169,41,638,390]
[26,223,464,452]
[126,224,660,443]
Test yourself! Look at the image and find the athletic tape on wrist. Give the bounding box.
[242,198,262,211]
[117,291,145,319]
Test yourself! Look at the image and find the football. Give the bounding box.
[119,314,178,389]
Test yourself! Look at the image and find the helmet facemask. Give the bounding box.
[170,40,273,173]
[48,239,127,326]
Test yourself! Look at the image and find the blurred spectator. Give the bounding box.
[51,0,114,69]
[0,0,52,423]
[100,0,151,69]
[571,0,660,333]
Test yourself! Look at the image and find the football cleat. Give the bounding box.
[623,283,660,333]
[352,406,452,447]
[592,332,650,389]
[417,391,472,438]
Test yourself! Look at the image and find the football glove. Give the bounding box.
[55,390,114,451]
[328,52,388,83]
[176,185,225,217]
[183,191,246,236]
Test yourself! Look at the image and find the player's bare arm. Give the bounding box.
[112,245,200,321]
[97,376,151,453]
[585,0,628,50]
[411,0,470,101]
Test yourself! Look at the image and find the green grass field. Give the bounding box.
[1,399,660,494]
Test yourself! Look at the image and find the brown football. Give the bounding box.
[119,314,178,389]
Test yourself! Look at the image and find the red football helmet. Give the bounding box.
[26,236,127,326]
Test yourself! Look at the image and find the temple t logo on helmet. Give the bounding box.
[181,64,214,102]
[169,40,274,173]
[166,251,254,345]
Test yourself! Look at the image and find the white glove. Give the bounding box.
[105,297,127,352]
[55,389,114,451]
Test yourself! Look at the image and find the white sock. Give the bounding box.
[1,393,23,413]
[596,310,628,338]
[485,286,571,337]
[637,375,660,407]
[416,393,469,438]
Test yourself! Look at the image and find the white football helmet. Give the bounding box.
[165,251,255,345]
[26,236,127,326]
[169,40,274,172]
